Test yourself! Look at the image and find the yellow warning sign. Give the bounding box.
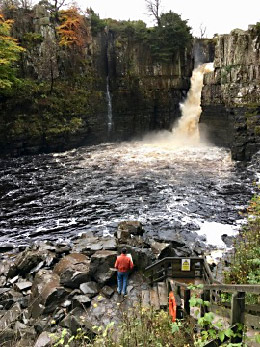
[181,259,191,272]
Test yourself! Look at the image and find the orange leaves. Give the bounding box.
[57,7,89,49]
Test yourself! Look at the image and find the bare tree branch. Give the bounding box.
[145,0,162,26]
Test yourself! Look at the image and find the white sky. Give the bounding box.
[76,0,260,38]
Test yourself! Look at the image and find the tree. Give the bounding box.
[57,6,90,48]
[0,13,24,89]
[199,23,207,39]
[148,11,192,62]
[145,0,162,26]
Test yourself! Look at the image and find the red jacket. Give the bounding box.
[115,254,134,273]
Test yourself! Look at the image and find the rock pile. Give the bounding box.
[0,221,202,346]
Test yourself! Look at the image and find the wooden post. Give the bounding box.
[231,291,245,325]
[164,262,168,280]
[201,289,210,317]
[184,288,190,315]
[231,291,245,343]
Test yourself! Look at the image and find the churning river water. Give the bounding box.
[0,139,258,249]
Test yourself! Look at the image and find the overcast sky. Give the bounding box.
[76,0,260,38]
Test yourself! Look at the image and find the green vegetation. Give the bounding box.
[90,9,192,63]
[225,190,260,286]
[0,13,25,90]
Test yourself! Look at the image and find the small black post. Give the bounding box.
[184,288,191,315]
[231,291,245,343]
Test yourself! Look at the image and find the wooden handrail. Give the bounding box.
[204,284,260,294]
[145,257,204,272]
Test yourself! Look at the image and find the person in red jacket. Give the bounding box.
[114,247,134,297]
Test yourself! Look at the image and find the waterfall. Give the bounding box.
[173,63,214,143]
[106,76,113,133]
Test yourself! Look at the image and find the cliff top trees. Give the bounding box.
[150,11,192,61]
[0,13,24,89]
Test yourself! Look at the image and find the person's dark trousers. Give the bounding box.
[117,271,129,295]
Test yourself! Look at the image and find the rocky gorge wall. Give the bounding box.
[201,27,260,160]
[0,5,193,156]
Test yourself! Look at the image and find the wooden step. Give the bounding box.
[157,282,168,308]
[141,290,150,307]
[149,285,160,310]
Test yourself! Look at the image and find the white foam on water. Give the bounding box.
[196,221,239,248]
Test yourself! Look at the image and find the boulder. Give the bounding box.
[29,270,66,318]
[121,246,155,270]
[117,221,144,237]
[34,331,54,347]
[14,281,33,292]
[154,231,186,247]
[14,321,36,339]
[101,285,114,298]
[7,249,55,278]
[79,282,99,298]
[72,237,117,255]
[90,250,117,284]
[149,240,173,259]
[0,289,23,310]
[61,307,94,335]
[0,327,16,346]
[53,253,91,288]
[72,295,91,308]
[0,302,22,329]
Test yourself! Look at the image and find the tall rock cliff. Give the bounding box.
[0,5,193,156]
[201,27,260,160]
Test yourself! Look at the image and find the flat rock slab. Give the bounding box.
[80,282,99,297]
[14,281,33,292]
[54,253,91,288]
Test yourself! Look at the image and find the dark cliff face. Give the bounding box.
[0,5,193,156]
[201,28,260,160]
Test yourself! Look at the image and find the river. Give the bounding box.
[0,139,257,249]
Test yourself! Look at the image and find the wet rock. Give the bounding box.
[7,250,47,277]
[154,230,186,246]
[29,270,66,318]
[53,253,91,288]
[123,246,155,270]
[221,234,235,248]
[101,285,114,298]
[53,309,66,324]
[14,321,36,339]
[34,331,54,347]
[149,240,173,259]
[0,259,14,277]
[72,237,117,255]
[0,276,6,287]
[91,250,117,284]
[0,327,16,346]
[0,302,22,329]
[79,282,99,297]
[67,289,81,299]
[61,307,94,335]
[0,289,23,310]
[117,221,144,242]
[14,281,33,292]
[72,295,91,308]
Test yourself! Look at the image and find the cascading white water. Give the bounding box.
[173,63,214,143]
[106,76,113,133]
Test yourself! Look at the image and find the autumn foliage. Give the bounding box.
[0,13,25,89]
[57,7,90,49]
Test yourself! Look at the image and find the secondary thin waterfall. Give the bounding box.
[173,63,214,142]
[106,76,113,133]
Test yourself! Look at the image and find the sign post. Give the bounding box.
[181,259,191,272]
